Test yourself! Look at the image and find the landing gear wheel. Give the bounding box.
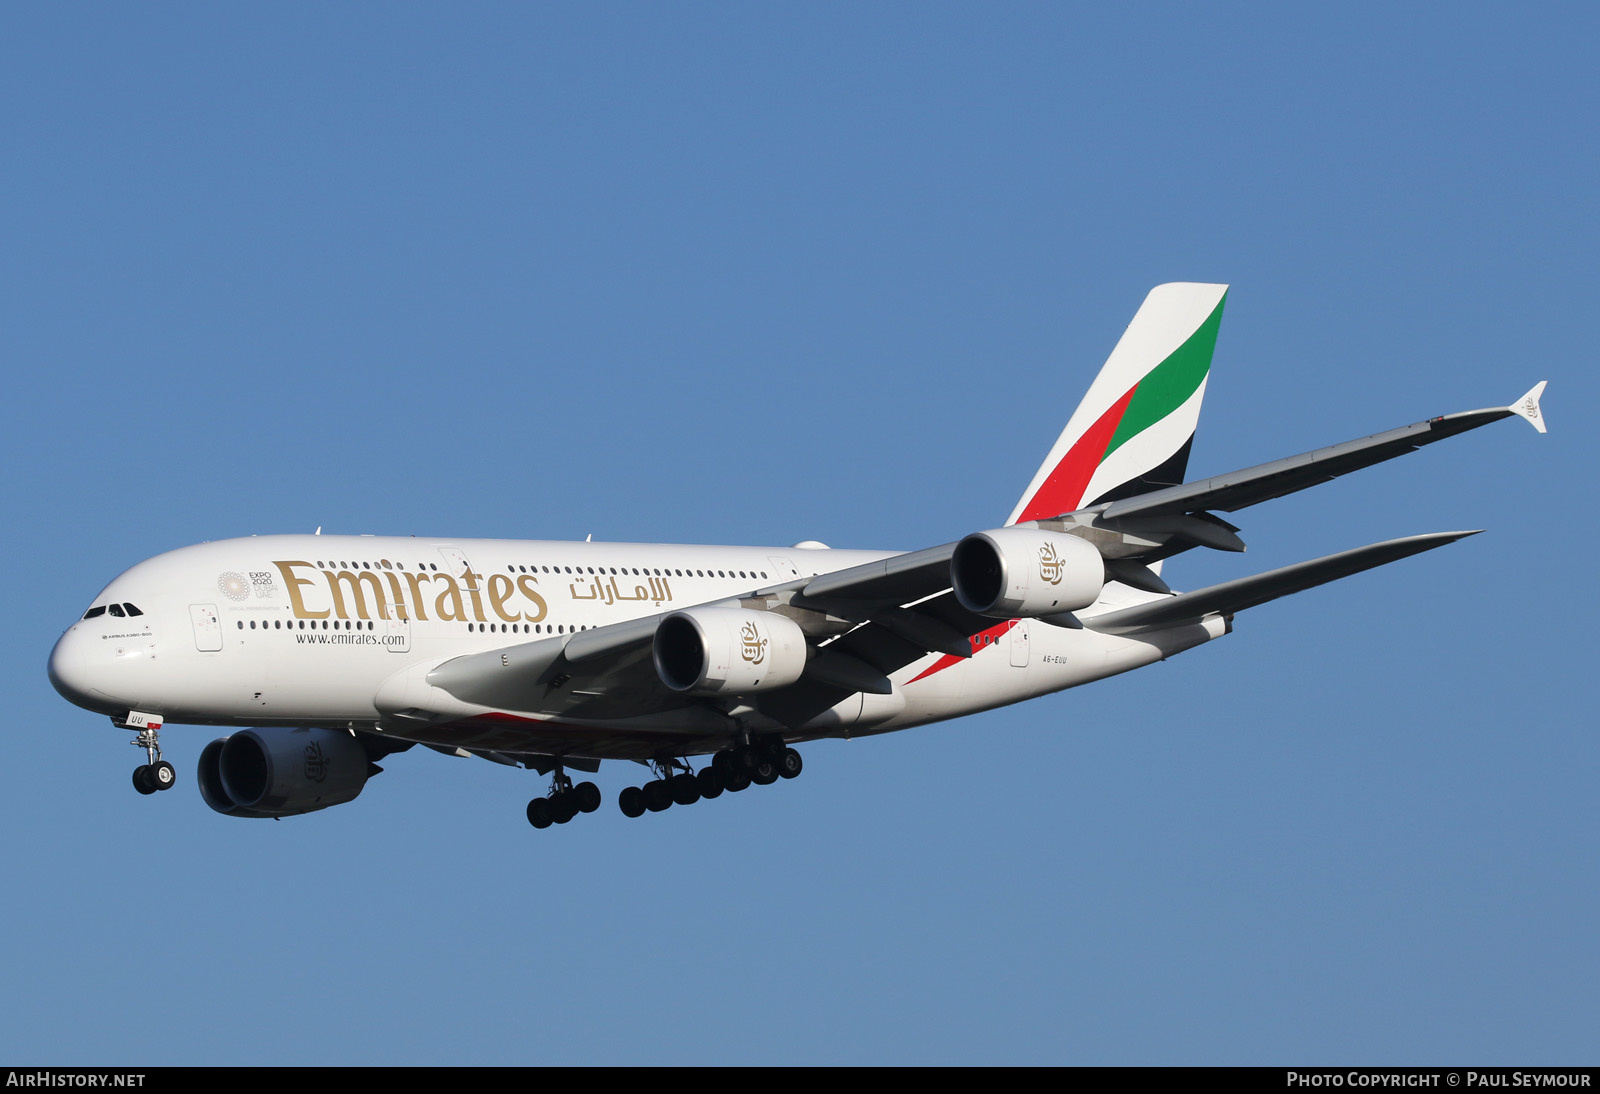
[777,748,802,779]
[150,760,177,791]
[696,767,725,800]
[725,769,752,793]
[712,749,737,778]
[551,794,580,824]
[618,786,646,818]
[527,798,553,829]
[129,723,168,796]
[644,780,673,812]
[574,781,602,814]
[670,774,701,806]
[751,759,779,785]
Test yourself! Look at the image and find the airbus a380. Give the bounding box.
[48,284,1548,829]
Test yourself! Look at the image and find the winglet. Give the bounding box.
[1508,381,1548,434]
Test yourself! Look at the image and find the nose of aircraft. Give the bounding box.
[48,625,124,712]
[49,626,95,708]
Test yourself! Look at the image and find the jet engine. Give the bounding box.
[197,727,371,819]
[951,527,1105,618]
[653,607,808,695]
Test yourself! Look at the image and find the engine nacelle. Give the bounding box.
[653,607,808,695]
[197,727,370,819]
[951,527,1105,618]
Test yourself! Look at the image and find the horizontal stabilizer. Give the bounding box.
[1084,531,1479,635]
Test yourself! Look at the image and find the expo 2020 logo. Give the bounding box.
[217,572,250,602]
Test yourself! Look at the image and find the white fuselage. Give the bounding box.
[49,535,1226,756]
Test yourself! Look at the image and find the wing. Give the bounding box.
[402,545,984,750]
[1082,531,1477,635]
[399,612,728,761]
[1047,383,1548,567]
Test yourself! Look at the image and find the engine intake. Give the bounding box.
[951,527,1105,618]
[654,607,808,695]
[197,727,371,819]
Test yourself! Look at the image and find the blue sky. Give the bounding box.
[3,4,1594,1064]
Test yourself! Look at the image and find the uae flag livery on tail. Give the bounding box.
[1008,283,1228,525]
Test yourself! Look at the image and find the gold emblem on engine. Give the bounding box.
[739,620,768,665]
[1038,542,1065,586]
[304,741,329,784]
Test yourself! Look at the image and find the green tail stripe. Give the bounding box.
[1103,291,1227,461]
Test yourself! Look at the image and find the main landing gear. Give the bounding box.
[616,736,802,819]
[131,725,176,795]
[525,766,601,829]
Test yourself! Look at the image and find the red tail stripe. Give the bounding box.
[1015,384,1137,524]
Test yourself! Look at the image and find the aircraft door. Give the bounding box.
[190,604,223,652]
[768,556,799,580]
[437,546,471,577]
[381,600,410,653]
[1009,619,1030,668]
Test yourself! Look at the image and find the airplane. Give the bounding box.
[47,283,1548,829]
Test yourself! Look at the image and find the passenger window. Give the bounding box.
[108,604,125,617]
[83,606,106,619]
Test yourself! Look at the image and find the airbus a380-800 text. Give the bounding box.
[48,284,1548,828]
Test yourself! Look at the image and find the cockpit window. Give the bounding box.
[108,604,125,617]
[123,603,143,616]
[83,606,106,619]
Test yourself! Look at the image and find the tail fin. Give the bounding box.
[1007,282,1229,525]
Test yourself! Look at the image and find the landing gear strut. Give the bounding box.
[130,726,175,795]
[617,736,802,819]
[526,765,601,829]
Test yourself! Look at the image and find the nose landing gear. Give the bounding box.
[130,724,176,795]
